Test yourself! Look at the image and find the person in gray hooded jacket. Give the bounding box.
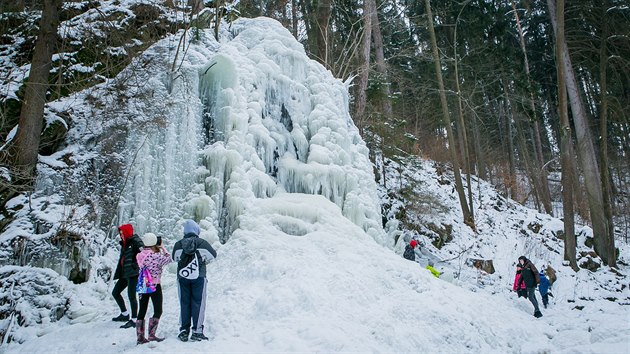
[172,219,217,342]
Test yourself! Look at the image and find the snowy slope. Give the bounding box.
[379,156,630,352]
[5,194,559,353]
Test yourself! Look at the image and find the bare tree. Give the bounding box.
[597,0,615,266]
[510,0,553,215]
[5,0,63,179]
[453,1,474,220]
[370,0,391,119]
[354,0,374,131]
[547,0,616,267]
[553,0,578,271]
[424,0,474,229]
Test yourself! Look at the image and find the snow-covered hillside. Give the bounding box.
[1,12,629,354]
[379,155,630,351]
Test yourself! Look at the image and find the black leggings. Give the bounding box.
[137,284,163,320]
[112,276,138,318]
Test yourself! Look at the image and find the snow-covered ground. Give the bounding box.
[1,14,629,353]
[4,193,629,353]
[3,182,630,352]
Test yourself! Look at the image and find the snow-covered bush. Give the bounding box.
[0,266,69,344]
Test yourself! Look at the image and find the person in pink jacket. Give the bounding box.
[512,264,527,299]
[135,233,172,344]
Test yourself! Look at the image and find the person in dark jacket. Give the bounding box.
[112,223,144,328]
[517,256,542,318]
[403,239,418,261]
[539,271,551,308]
[173,219,217,342]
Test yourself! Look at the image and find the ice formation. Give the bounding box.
[117,18,385,245]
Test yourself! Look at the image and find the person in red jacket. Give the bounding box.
[111,224,144,328]
[512,264,527,299]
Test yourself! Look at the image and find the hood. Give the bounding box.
[183,219,200,236]
[118,224,134,245]
[181,237,199,255]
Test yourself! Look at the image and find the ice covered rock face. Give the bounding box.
[118,18,385,245]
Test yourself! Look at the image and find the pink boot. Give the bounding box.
[148,318,165,342]
[136,320,149,344]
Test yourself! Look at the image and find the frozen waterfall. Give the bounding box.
[117,18,385,246]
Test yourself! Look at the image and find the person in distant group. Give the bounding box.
[544,265,557,286]
[173,220,217,342]
[517,256,543,318]
[512,264,528,299]
[403,239,419,261]
[112,224,144,328]
[538,270,551,309]
[426,260,441,278]
[135,233,172,344]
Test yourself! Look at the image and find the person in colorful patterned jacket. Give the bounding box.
[112,224,144,329]
[135,233,172,344]
[512,264,527,299]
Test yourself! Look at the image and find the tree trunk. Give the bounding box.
[554,0,578,271]
[502,80,517,200]
[316,0,332,67]
[371,0,387,189]
[548,0,616,267]
[510,0,553,215]
[291,0,298,38]
[370,1,392,119]
[453,23,474,219]
[472,114,487,180]
[301,0,317,59]
[598,0,616,263]
[9,0,62,178]
[425,0,474,229]
[354,0,373,132]
[514,115,541,210]
[214,0,222,40]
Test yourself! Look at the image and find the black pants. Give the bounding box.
[526,287,541,313]
[112,276,138,318]
[138,284,163,320]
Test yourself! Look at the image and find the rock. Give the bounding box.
[39,118,68,156]
[579,251,598,258]
[467,258,495,274]
[554,229,565,240]
[428,223,453,249]
[528,222,542,234]
[584,236,595,248]
[579,257,601,272]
